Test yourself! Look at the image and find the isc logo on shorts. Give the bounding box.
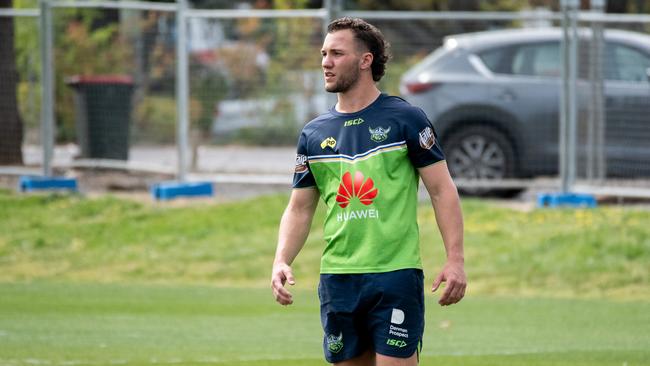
[386,338,407,348]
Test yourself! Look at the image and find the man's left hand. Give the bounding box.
[432,261,467,306]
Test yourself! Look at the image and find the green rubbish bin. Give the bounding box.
[67,75,134,160]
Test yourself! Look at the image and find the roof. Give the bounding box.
[445,27,650,53]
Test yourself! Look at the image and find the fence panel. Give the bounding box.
[0,9,41,170]
[187,13,327,174]
[574,14,650,195]
[353,12,562,194]
[45,5,178,175]
[3,3,650,197]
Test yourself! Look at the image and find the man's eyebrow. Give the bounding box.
[322,47,344,53]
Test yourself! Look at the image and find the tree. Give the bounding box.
[0,0,24,165]
[54,8,133,141]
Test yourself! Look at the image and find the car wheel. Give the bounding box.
[444,125,521,197]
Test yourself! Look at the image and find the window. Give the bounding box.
[605,43,650,83]
[478,42,560,77]
[511,42,560,77]
[478,46,515,74]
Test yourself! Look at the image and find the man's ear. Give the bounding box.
[360,52,373,71]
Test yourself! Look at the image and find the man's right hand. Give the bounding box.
[271,262,295,305]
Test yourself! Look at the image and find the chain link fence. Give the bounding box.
[186,9,328,175]
[0,6,41,170]
[51,3,178,173]
[1,1,649,197]
[573,11,650,196]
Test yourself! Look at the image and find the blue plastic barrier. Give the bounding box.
[537,193,597,208]
[151,181,214,200]
[19,176,78,192]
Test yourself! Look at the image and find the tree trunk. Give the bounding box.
[606,0,629,13]
[0,0,24,165]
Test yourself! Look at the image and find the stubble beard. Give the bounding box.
[325,64,360,93]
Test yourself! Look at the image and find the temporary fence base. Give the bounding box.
[19,175,78,192]
[537,192,597,208]
[151,181,214,200]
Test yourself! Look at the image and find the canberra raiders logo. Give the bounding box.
[326,332,344,354]
[369,126,391,143]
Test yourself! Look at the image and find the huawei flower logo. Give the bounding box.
[335,171,378,208]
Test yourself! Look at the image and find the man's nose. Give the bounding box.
[322,55,333,68]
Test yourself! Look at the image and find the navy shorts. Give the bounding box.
[318,269,425,363]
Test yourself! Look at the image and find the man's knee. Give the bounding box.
[333,349,375,366]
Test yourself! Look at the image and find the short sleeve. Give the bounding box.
[404,108,445,168]
[292,130,316,188]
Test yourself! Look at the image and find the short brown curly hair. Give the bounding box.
[327,17,391,82]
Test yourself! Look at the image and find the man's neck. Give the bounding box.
[335,82,381,114]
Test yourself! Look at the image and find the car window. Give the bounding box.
[478,42,560,77]
[511,42,560,77]
[605,43,650,83]
[477,46,515,74]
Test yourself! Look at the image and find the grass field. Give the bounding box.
[1,282,648,366]
[0,189,649,365]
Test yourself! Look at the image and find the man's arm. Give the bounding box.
[418,162,467,306]
[271,187,320,306]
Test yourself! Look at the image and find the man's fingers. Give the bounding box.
[274,292,293,305]
[274,288,293,305]
[271,267,295,306]
[431,272,444,293]
[285,269,296,286]
[450,281,466,304]
[270,276,284,291]
[438,284,452,305]
[439,278,466,305]
[433,261,467,306]
[439,282,460,305]
[271,278,294,305]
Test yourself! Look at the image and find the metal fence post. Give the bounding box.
[176,0,189,182]
[323,0,341,108]
[39,0,54,177]
[560,0,579,193]
[589,0,606,182]
[567,0,578,192]
[560,0,569,193]
[323,0,332,35]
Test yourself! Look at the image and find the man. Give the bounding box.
[271,17,466,366]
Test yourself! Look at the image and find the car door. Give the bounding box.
[603,42,650,176]
[480,41,562,176]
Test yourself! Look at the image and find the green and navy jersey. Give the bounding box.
[293,93,445,274]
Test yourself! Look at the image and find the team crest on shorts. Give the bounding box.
[369,126,391,143]
[326,332,344,353]
[419,126,435,150]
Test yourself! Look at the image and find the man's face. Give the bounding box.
[321,29,363,93]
